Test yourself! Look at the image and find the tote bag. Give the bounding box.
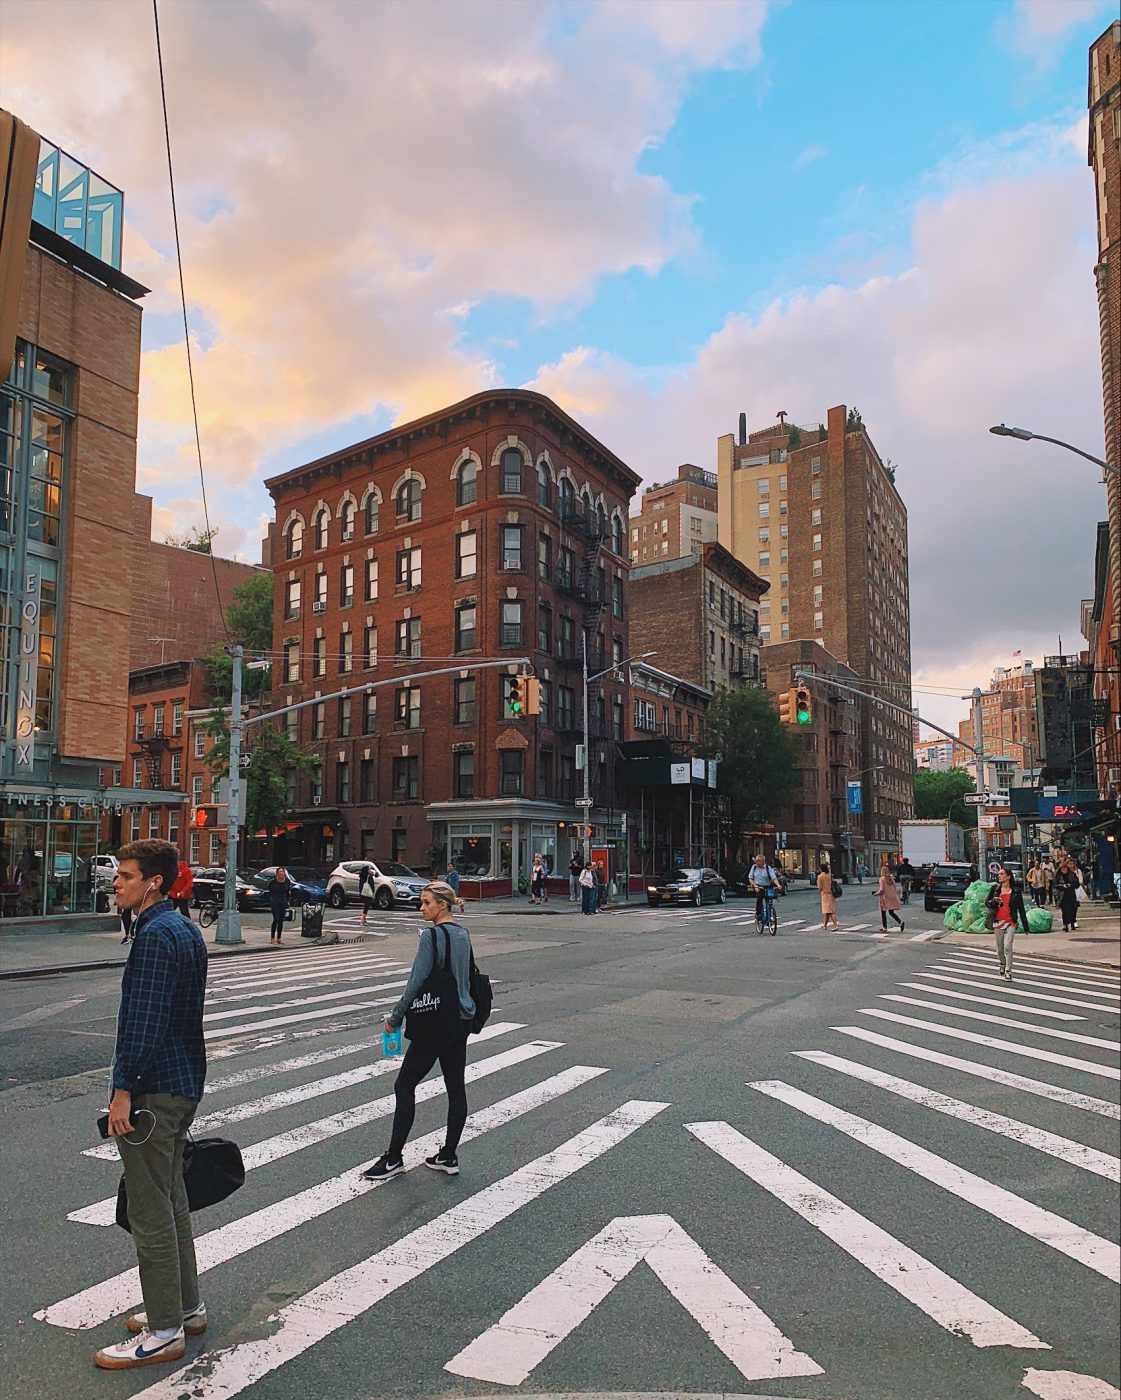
[405,926,463,1045]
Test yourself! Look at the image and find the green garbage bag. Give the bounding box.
[1027,907,1053,934]
[942,902,965,931]
[960,903,989,932]
[964,881,993,905]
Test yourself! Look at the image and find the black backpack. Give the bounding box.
[468,951,492,1034]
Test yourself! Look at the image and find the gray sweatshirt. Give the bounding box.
[388,921,475,1029]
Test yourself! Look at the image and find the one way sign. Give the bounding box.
[963,793,988,806]
[444,1213,822,1385]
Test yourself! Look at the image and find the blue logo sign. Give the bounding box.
[847,781,863,814]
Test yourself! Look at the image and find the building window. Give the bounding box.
[811,508,822,525]
[312,702,326,740]
[454,750,474,798]
[759,624,771,641]
[758,478,769,496]
[612,515,625,556]
[334,760,350,804]
[310,764,323,804]
[537,749,553,796]
[191,773,204,802]
[455,531,477,580]
[557,685,576,731]
[612,696,624,740]
[340,499,356,541]
[780,572,788,589]
[456,458,477,507]
[338,695,352,737]
[537,533,551,580]
[499,749,524,795]
[455,603,477,652]
[285,518,303,559]
[396,546,422,590]
[194,729,206,759]
[501,525,523,571]
[558,614,575,661]
[560,753,574,799]
[284,641,300,682]
[500,447,523,494]
[536,460,551,508]
[393,755,419,799]
[814,610,823,630]
[339,630,354,673]
[363,692,377,734]
[813,559,822,577]
[395,686,421,728]
[313,636,327,677]
[812,534,822,552]
[133,707,145,740]
[558,475,574,519]
[455,677,476,724]
[313,507,329,550]
[189,831,200,863]
[758,551,770,568]
[340,564,354,607]
[811,457,821,475]
[133,757,144,788]
[781,622,790,638]
[813,585,823,606]
[396,478,422,521]
[146,809,160,838]
[758,501,769,519]
[167,810,180,847]
[758,527,769,544]
[361,758,375,802]
[611,577,623,618]
[364,558,378,601]
[284,578,300,620]
[558,545,575,591]
[811,482,822,501]
[500,600,523,646]
[395,616,422,658]
[537,602,551,652]
[364,493,379,534]
[170,751,182,787]
[171,701,183,736]
[364,624,378,668]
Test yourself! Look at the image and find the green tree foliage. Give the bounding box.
[913,768,977,829]
[206,573,273,701]
[164,524,219,553]
[787,425,802,449]
[205,719,315,839]
[695,688,800,866]
[845,406,864,431]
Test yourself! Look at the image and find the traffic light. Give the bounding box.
[507,675,524,716]
[524,677,541,715]
[193,804,219,829]
[777,689,794,727]
[794,686,812,725]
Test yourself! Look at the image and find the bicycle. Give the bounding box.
[754,885,780,936]
[198,900,220,928]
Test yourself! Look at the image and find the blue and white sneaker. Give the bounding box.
[93,1327,185,1369]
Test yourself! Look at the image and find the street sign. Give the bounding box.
[978,813,997,830]
[963,793,987,806]
[846,780,862,815]
[987,791,1011,807]
[574,797,594,807]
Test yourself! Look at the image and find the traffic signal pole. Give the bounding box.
[216,644,245,946]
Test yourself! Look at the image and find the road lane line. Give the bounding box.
[879,995,1120,1051]
[795,1052,1120,1182]
[832,1026,1120,1118]
[750,1081,1121,1282]
[67,1039,562,1226]
[1021,1366,1121,1399]
[203,995,400,1042]
[914,973,1114,1013]
[203,977,408,1023]
[0,996,86,1030]
[205,963,410,1001]
[687,1120,1047,1350]
[899,981,1085,1021]
[445,1213,822,1386]
[857,1010,1121,1080]
[41,1064,610,1331]
[120,1100,669,1399]
[205,952,403,990]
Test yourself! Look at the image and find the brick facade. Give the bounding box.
[629,463,717,565]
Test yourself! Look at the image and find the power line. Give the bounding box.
[152,0,230,644]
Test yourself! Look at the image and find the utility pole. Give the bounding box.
[972,685,988,877]
[581,630,591,863]
[216,644,244,946]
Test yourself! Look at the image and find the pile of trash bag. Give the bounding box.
[943,879,994,933]
[1027,906,1054,934]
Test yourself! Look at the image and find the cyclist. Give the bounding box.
[747,853,784,927]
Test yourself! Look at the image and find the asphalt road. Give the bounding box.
[1,886,1118,1400]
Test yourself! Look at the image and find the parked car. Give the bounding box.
[253,865,329,906]
[191,868,270,912]
[646,866,727,907]
[724,864,786,897]
[923,861,974,912]
[326,860,425,909]
[911,862,937,893]
[93,854,119,889]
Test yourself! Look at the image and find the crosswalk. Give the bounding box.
[33,942,1120,1398]
[613,898,945,940]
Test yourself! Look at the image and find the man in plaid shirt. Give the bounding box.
[94,840,208,1371]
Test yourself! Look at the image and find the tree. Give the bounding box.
[787,425,802,449]
[913,768,977,830]
[845,406,864,431]
[694,688,800,867]
[165,524,219,553]
[206,572,274,701]
[204,719,315,840]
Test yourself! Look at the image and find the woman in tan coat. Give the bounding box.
[878,861,905,932]
[816,863,840,931]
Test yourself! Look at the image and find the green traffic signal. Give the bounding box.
[794,688,811,724]
[508,678,523,715]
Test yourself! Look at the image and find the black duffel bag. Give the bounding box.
[116,1136,245,1233]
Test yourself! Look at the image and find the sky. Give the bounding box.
[2,0,1115,738]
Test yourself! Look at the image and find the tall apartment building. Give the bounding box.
[629,463,717,564]
[629,543,765,695]
[264,389,639,892]
[954,657,1041,778]
[1085,22,1121,800]
[914,738,956,772]
[0,115,164,923]
[717,403,913,863]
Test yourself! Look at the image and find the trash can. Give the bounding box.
[300,902,324,939]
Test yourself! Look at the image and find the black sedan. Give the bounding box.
[647,867,727,907]
[191,868,271,912]
[923,861,974,912]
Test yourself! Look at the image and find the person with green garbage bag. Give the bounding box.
[986,865,1030,980]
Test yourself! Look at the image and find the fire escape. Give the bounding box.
[135,733,169,789]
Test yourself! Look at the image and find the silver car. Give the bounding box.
[326,860,425,910]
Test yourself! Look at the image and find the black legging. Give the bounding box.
[389,1026,470,1159]
[881,908,904,929]
[270,905,287,937]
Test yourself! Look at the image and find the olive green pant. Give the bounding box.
[117,1092,199,1332]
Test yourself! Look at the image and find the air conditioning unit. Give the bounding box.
[313,600,327,613]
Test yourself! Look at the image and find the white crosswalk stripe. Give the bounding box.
[878,994,1121,1051]
[936,958,1121,1000]
[941,950,1121,986]
[899,980,1087,1021]
[914,971,1116,1013]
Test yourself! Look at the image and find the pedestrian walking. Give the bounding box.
[94,840,208,1370]
[266,866,291,944]
[540,854,550,903]
[529,854,546,905]
[361,881,476,1180]
[579,862,596,915]
[568,854,582,903]
[119,903,134,946]
[855,859,867,886]
[358,862,375,925]
[1054,858,1082,932]
[895,858,915,905]
[1041,857,1055,906]
[595,860,608,910]
[167,859,193,920]
[817,862,840,931]
[986,865,1030,980]
[877,860,905,932]
[1026,859,1046,909]
[445,863,460,898]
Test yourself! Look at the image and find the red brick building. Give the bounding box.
[629,463,717,565]
[264,389,640,892]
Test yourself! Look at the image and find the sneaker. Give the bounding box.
[360,1154,403,1181]
[93,1328,185,1369]
[1003,971,1013,981]
[424,1150,459,1175]
[900,921,906,933]
[128,1303,206,1336]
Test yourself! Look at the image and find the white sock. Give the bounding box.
[153,1327,181,1341]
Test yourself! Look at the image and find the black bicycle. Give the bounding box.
[198,900,220,928]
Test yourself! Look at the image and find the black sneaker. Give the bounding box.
[424,1151,459,1176]
[360,1155,403,1181]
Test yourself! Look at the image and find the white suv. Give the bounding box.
[326,860,425,910]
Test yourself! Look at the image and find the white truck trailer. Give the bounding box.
[900,818,966,865]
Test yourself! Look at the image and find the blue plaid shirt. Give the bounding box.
[112,899,208,1103]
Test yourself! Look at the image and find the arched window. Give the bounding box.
[340,499,356,542]
[457,458,478,507]
[285,518,303,560]
[396,478,422,522]
[314,508,329,550]
[500,447,523,494]
[596,501,608,540]
[611,513,625,556]
[364,492,379,534]
[536,461,552,509]
[558,476,574,521]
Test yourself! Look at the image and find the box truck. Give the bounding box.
[900,818,966,866]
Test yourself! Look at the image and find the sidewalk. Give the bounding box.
[938,896,1121,969]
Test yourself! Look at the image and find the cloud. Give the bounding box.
[527,163,1105,736]
[0,0,770,507]
[793,143,827,169]
[996,0,1114,63]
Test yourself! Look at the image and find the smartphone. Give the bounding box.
[97,1110,140,1139]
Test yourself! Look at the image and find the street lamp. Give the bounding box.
[989,424,1119,477]
[581,641,657,860]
